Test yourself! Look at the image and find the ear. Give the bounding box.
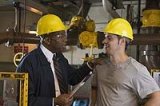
[119,38,126,46]
[43,37,51,45]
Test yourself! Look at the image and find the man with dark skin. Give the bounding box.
[17,14,95,106]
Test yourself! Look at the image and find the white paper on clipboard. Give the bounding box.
[70,73,92,97]
[70,82,85,97]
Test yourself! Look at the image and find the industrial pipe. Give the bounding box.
[1,31,160,45]
[131,34,160,45]
[0,31,40,45]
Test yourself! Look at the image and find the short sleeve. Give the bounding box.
[132,67,160,99]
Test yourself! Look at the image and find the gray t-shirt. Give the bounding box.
[92,57,160,106]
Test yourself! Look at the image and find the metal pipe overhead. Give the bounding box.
[0,31,40,45]
[0,31,160,45]
[131,34,160,45]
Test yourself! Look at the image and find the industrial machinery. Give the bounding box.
[138,0,160,72]
[0,0,160,106]
[0,72,28,106]
[79,19,98,49]
[67,15,86,45]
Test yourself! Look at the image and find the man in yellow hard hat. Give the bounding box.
[91,18,160,106]
[17,14,96,106]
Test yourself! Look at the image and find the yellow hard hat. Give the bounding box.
[104,18,133,40]
[37,14,66,36]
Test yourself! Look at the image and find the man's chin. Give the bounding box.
[106,51,111,55]
[60,47,67,52]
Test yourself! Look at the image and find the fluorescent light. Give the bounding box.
[29,31,37,34]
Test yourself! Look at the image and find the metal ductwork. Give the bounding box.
[35,0,92,21]
[102,0,122,18]
[108,0,124,9]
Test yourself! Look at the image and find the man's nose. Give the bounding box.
[102,38,107,44]
[64,36,67,42]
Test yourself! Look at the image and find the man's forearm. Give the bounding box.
[144,98,160,106]
[144,91,160,106]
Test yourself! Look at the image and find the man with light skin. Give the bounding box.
[91,18,160,106]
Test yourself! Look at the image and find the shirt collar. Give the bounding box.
[40,44,55,62]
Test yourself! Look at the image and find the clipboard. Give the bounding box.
[70,72,92,97]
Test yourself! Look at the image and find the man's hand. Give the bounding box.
[87,58,104,69]
[54,94,73,106]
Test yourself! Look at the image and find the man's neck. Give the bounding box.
[109,53,129,65]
